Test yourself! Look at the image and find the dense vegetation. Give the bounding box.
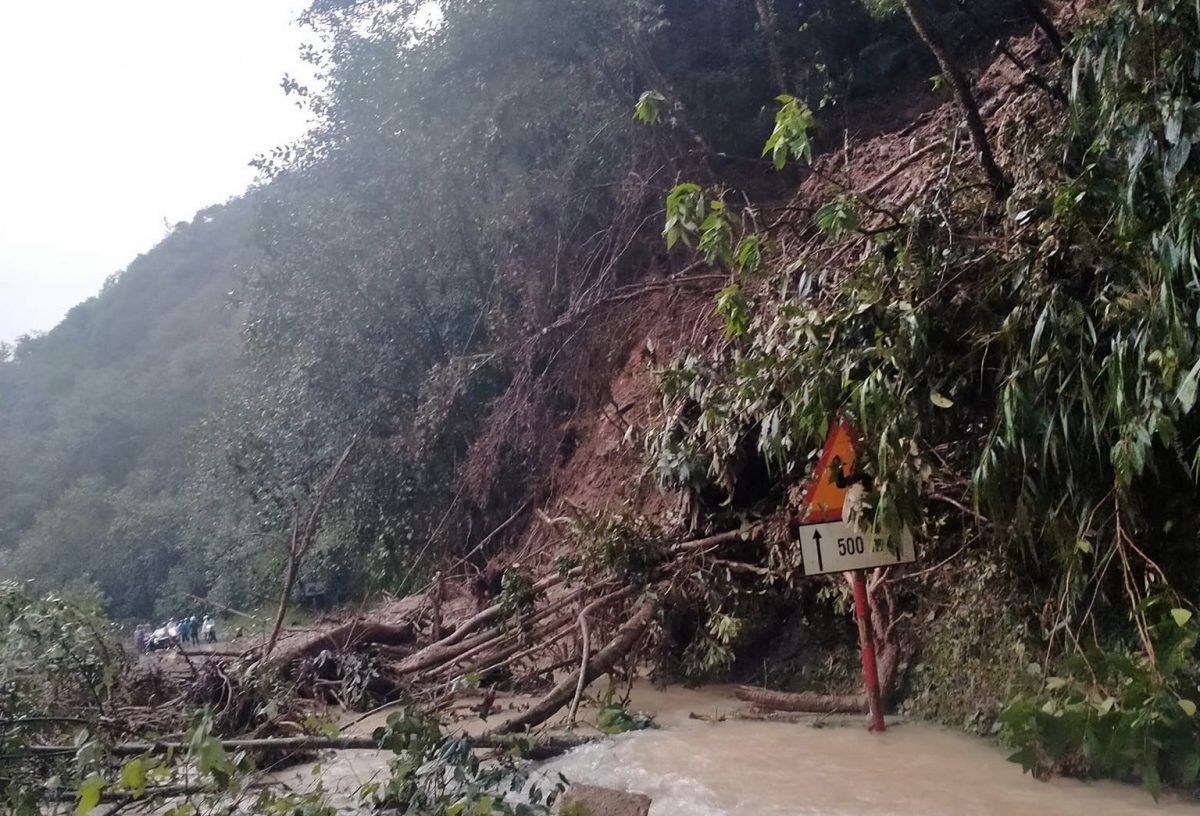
[5,0,1200,804]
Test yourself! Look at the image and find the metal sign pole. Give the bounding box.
[851,569,886,732]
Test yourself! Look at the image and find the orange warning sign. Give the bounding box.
[798,419,862,523]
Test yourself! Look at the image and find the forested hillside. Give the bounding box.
[1,0,977,618]
[8,0,1200,802]
[0,200,255,616]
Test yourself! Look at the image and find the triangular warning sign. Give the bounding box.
[798,419,862,523]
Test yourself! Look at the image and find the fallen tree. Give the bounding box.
[734,686,866,714]
[494,599,659,734]
[26,732,588,760]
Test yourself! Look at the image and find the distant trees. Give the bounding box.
[0,201,253,617]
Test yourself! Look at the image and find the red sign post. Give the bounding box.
[852,570,887,732]
[796,418,899,733]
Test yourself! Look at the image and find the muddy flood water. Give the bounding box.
[275,685,1200,815]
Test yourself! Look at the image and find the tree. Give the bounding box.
[898,0,1010,198]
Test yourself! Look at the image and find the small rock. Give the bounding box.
[558,783,651,816]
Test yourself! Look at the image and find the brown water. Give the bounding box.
[273,685,1200,815]
[543,719,1199,815]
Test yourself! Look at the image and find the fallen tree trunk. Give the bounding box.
[27,732,587,759]
[734,686,867,714]
[427,585,638,682]
[391,623,507,677]
[435,571,572,650]
[271,620,415,665]
[392,575,592,678]
[493,600,658,734]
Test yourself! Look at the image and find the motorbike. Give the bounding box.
[145,624,180,652]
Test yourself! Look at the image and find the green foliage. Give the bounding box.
[648,0,1200,794]
[0,583,122,814]
[663,183,706,250]
[902,552,1034,733]
[498,565,539,620]
[649,271,927,548]
[714,284,750,338]
[0,581,120,717]
[998,603,1200,799]
[697,199,737,267]
[0,202,252,617]
[814,195,860,239]
[564,512,661,584]
[681,610,745,679]
[595,703,655,735]
[0,591,336,815]
[364,709,564,814]
[633,90,666,124]
[763,95,816,169]
[858,0,902,20]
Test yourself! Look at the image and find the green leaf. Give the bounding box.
[1179,698,1196,717]
[1007,746,1039,774]
[120,758,148,797]
[633,90,665,125]
[714,284,749,338]
[814,196,859,239]
[1177,358,1200,413]
[930,391,954,409]
[1171,608,1193,627]
[77,774,105,815]
[1142,763,1162,802]
[1076,539,1092,554]
[1182,753,1200,787]
[762,96,815,169]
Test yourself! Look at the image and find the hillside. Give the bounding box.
[0,198,258,615]
[5,0,1200,806]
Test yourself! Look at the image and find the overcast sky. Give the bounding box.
[0,0,316,344]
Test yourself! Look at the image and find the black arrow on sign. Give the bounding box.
[812,529,824,572]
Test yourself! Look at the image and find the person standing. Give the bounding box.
[190,616,200,646]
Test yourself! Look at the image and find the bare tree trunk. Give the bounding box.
[753,0,789,95]
[899,0,1010,199]
[431,571,444,641]
[565,589,634,730]
[954,0,1066,104]
[264,510,303,661]
[263,434,362,660]
[1017,0,1064,55]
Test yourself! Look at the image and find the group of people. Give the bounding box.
[176,616,205,645]
[133,615,218,653]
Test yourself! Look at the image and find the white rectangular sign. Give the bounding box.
[798,520,916,576]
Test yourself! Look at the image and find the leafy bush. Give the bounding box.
[999,603,1200,799]
[364,709,564,815]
